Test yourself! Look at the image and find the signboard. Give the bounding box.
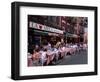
[29,21,63,34]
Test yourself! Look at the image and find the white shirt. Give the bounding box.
[40,51,47,60]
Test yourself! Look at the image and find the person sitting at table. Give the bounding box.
[27,53,33,66]
[58,44,65,59]
[46,45,55,65]
[32,48,40,66]
[53,45,60,61]
[39,47,48,66]
[62,44,66,57]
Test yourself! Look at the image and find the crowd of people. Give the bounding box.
[28,41,88,66]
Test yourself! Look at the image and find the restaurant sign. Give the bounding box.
[29,21,63,34]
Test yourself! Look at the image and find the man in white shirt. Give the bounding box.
[39,49,47,66]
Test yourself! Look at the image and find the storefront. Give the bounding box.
[28,22,64,53]
[65,33,80,43]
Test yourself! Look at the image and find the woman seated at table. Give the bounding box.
[32,48,40,66]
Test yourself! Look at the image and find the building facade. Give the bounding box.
[28,15,88,53]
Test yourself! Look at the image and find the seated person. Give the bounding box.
[27,53,33,66]
[32,48,40,66]
[39,48,48,66]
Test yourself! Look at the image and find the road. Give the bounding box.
[56,50,88,65]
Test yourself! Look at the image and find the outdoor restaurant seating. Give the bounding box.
[27,43,87,66]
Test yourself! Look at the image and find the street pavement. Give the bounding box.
[56,50,88,65]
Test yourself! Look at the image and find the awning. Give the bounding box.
[65,33,74,37]
[33,30,48,36]
[65,33,79,38]
[33,30,59,36]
